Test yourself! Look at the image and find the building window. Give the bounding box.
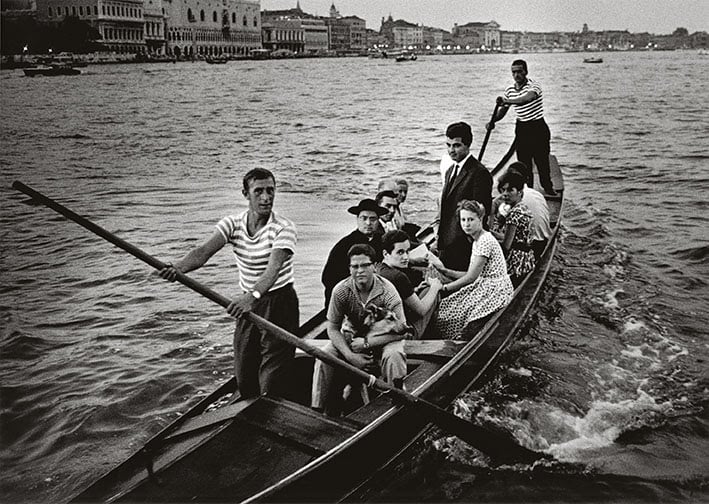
[187,8,193,21]
[72,6,76,15]
[242,15,246,26]
[253,16,257,27]
[48,6,53,16]
[232,12,235,23]
[200,10,205,21]
[94,6,98,15]
[212,11,217,22]
[79,6,83,15]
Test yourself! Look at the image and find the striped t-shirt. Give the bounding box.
[216,210,297,293]
[504,78,544,122]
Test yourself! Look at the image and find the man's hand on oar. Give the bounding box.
[225,292,256,319]
[158,264,180,282]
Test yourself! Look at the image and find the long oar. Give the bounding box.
[11,180,548,466]
[477,97,504,163]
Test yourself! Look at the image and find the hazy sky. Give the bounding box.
[261,0,708,34]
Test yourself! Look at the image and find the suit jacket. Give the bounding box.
[437,156,493,269]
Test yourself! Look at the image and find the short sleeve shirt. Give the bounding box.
[376,263,414,301]
[504,78,544,122]
[328,274,404,328]
[216,210,297,292]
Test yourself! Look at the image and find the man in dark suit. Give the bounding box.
[436,122,493,271]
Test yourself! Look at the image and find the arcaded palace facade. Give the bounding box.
[33,0,262,56]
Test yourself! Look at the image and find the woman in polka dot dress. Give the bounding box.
[430,200,513,340]
[491,169,535,286]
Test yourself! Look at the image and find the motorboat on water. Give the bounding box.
[23,64,81,76]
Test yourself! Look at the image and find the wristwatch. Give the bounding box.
[250,290,262,300]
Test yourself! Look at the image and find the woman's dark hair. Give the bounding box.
[497,169,526,192]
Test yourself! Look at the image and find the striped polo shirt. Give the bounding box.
[216,210,297,293]
[504,78,544,122]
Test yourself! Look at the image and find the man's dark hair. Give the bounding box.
[498,169,526,192]
[347,243,377,262]
[243,168,275,192]
[445,122,473,146]
[375,190,398,204]
[512,59,528,72]
[381,230,410,254]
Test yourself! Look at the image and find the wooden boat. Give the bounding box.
[394,50,417,62]
[205,56,228,64]
[23,64,81,77]
[68,155,564,503]
[583,57,603,63]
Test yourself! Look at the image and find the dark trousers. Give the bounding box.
[233,283,299,399]
[515,119,553,191]
[440,235,472,272]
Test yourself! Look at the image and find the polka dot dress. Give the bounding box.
[436,231,513,339]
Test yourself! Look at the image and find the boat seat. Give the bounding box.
[236,396,363,455]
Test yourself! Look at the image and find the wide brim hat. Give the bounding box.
[347,198,388,216]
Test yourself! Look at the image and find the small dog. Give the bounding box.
[341,303,412,348]
[340,303,411,403]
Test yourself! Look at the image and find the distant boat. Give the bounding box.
[23,64,81,77]
[583,57,603,63]
[205,56,228,64]
[699,49,709,56]
[393,50,417,62]
[249,48,271,60]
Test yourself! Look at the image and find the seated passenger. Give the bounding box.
[378,178,406,229]
[374,190,401,234]
[507,162,551,260]
[394,178,423,240]
[378,230,443,339]
[321,199,387,309]
[490,169,536,286]
[429,200,513,340]
[313,244,409,416]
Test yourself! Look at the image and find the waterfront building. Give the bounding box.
[452,20,500,50]
[380,15,422,48]
[261,4,327,54]
[165,0,261,58]
[422,26,446,49]
[143,0,166,54]
[36,0,148,53]
[321,3,365,54]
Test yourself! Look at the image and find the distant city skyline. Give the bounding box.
[261,0,708,35]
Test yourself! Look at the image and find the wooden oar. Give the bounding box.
[477,97,504,163]
[11,180,549,466]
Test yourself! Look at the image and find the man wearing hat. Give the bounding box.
[321,199,387,309]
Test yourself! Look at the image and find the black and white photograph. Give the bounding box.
[2,1,708,502]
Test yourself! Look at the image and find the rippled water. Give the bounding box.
[1,51,707,502]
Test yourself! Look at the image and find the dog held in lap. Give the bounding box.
[341,304,413,349]
[313,303,412,415]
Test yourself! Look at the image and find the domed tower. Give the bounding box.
[329,2,340,18]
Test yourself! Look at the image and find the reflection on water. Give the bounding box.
[1,51,708,502]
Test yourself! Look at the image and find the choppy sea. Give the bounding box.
[1,51,707,502]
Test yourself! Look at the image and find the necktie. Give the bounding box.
[447,163,459,187]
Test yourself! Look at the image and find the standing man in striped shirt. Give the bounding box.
[159,168,299,399]
[487,59,557,195]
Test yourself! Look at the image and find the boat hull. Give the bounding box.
[71,156,563,504]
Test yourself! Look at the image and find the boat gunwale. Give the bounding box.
[71,150,564,504]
